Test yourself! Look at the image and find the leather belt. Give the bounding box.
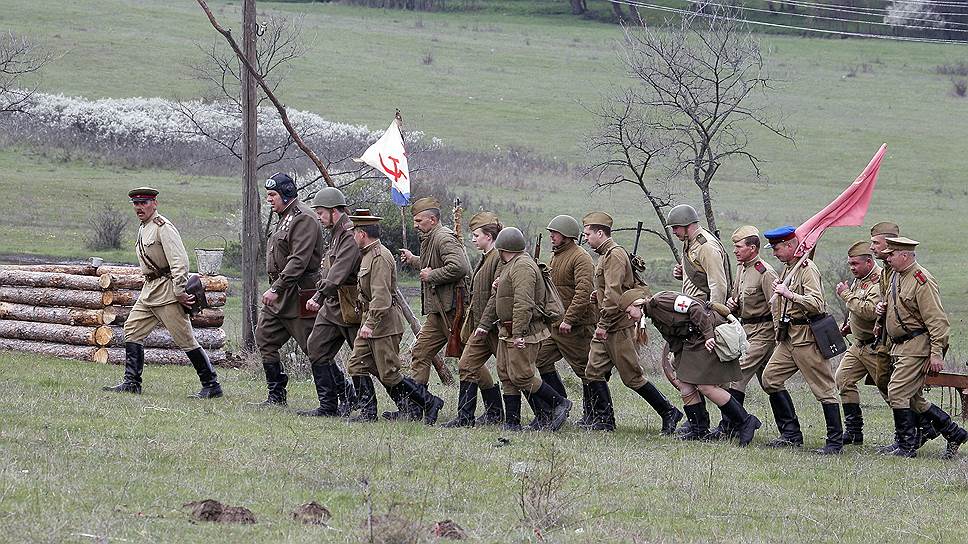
[741,314,773,325]
[789,317,810,326]
[144,267,171,281]
[855,337,877,347]
[891,329,927,345]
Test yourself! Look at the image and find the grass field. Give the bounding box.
[3,350,968,543]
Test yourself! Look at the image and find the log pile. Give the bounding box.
[0,264,230,366]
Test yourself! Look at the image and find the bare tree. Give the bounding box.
[589,3,792,256]
[0,32,53,115]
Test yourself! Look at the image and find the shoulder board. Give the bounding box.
[914,270,927,285]
[801,259,810,268]
[152,216,166,227]
[695,233,707,244]
[344,223,355,233]
[754,261,766,274]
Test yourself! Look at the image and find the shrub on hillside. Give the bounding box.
[85,204,130,251]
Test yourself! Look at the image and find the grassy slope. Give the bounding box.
[2,351,967,543]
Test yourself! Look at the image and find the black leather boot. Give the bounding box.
[348,376,377,422]
[186,347,222,399]
[678,402,710,441]
[252,360,288,406]
[442,381,478,428]
[476,385,504,426]
[399,378,444,425]
[634,382,683,435]
[523,392,548,431]
[103,342,144,394]
[814,403,844,455]
[708,389,744,440]
[841,402,863,445]
[766,390,803,447]
[586,381,616,431]
[892,408,918,458]
[297,361,339,417]
[540,371,567,398]
[719,396,761,447]
[531,382,573,432]
[921,404,968,459]
[331,364,356,417]
[502,395,523,431]
[574,382,594,428]
[383,381,425,421]
[916,411,941,448]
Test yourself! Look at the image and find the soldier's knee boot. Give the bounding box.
[586,381,616,432]
[442,381,478,428]
[634,382,682,435]
[476,385,504,426]
[186,347,222,399]
[814,403,844,455]
[922,404,968,459]
[103,342,144,394]
[329,364,356,417]
[892,408,918,458]
[523,392,548,431]
[766,390,803,448]
[916,410,941,448]
[842,402,863,445]
[502,394,523,432]
[719,396,760,447]
[708,388,744,441]
[540,371,567,398]
[531,382,573,432]
[400,378,444,425]
[297,361,339,417]
[255,360,288,406]
[678,402,711,441]
[348,376,377,422]
[575,382,594,428]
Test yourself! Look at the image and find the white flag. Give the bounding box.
[354,120,410,206]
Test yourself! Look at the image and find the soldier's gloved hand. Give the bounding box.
[359,325,373,339]
[704,338,717,352]
[928,355,945,375]
[672,264,683,280]
[176,293,195,309]
[558,322,572,335]
[725,297,737,312]
[306,298,320,313]
[594,327,608,341]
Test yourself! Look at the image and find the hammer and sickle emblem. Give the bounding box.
[379,153,407,182]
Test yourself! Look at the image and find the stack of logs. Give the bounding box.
[0,263,229,365]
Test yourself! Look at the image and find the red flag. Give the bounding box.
[794,143,887,255]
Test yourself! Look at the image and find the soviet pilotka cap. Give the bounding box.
[128,187,159,203]
[731,225,760,243]
[870,221,900,238]
[847,240,873,257]
[468,211,500,231]
[581,211,614,228]
[410,197,441,216]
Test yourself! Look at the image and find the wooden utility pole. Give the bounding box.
[240,0,259,351]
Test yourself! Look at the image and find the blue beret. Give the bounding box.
[763,225,797,246]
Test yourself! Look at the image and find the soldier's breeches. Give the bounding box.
[535,326,591,379]
[123,299,200,350]
[410,311,453,384]
[256,310,313,363]
[584,328,648,389]
[888,355,931,411]
[761,340,837,403]
[457,330,497,388]
[731,326,775,392]
[347,334,404,386]
[496,339,542,394]
[307,320,358,363]
[836,344,890,403]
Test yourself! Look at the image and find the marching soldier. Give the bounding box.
[104,187,222,398]
[833,241,890,445]
[878,237,967,458]
[255,173,323,406]
[398,197,470,420]
[667,204,730,305]
[581,212,682,433]
[621,289,761,446]
[760,226,843,455]
[343,210,444,424]
[298,187,360,417]
[442,211,505,428]
[476,227,572,431]
[535,215,597,427]
[708,226,777,440]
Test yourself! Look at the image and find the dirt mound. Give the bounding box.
[433,519,466,540]
[292,501,331,525]
[184,499,256,524]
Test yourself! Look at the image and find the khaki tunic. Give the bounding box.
[123,211,198,350]
[312,213,362,326]
[884,262,949,410]
[646,291,741,384]
[762,258,837,403]
[536,240,596,378]
[730,256,777,386]
[348,242,406,385]
[682,227,730,305]
[456,248,502,387]
[489,253,550,394]
[835,265,891,402]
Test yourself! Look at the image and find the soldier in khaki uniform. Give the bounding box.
[833,241,890,445]
[708,226,777,440]
[476,227,572,431]
[344,210,444,424]
[581,212,682,433]
[622,289,762,446]
[297,187,360,417]
[442,211,505,428]
[878,237,967,458]
[104,187,222,398]
[761,226,843,455]
[534,215,596,428]
[667,204,731,305]
[255,173,324,406]
[398,197,471,416]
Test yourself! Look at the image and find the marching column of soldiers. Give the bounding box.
[104,177,967,459]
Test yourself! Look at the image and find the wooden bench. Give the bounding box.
[924,372,968,420]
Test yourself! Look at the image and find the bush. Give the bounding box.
[953,78,967,98]
[85,204,130,250]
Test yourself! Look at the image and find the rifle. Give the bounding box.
[629,221,648,288]
[533,232,543,261]
[443,197,469,357]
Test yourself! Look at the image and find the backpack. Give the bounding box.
[535,261,564,324]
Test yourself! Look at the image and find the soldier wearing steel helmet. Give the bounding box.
[533,214,597,428]
[254,173,324,406]
[667,204,731,305]
[580,212,682,433]
[103,187,223,399]
[297,186,361,418]
[476,227,572,431]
